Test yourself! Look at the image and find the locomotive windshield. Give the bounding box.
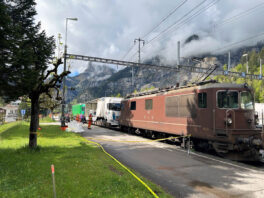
[241,91,254,110]
[217,91,238,108]
[107,103,121,111]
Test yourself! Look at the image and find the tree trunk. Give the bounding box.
[29,93,39,148]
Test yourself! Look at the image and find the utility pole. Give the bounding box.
[134,38,145,63]
[132,38,145,92]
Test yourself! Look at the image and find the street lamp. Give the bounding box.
[61,17,78,127]
[242,53,248,73]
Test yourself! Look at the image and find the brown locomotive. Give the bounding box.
[119,81,264,161]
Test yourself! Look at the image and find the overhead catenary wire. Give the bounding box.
[145,0,210,46]
[211,31,264,53]
[144,0,219,51]
[142,0,188,39]
[156,0,219,43]
[128,50,139,62]
[142,0,263,61]
[125,0,219,62]
[141,0,220,60]
[125,0,262,64]
[213,1,264,30]
[122,0,187,61]
[121,44,136,61]
[122,0,188,61]
[147,0,263,50]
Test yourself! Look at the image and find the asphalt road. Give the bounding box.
[71,123,264,198]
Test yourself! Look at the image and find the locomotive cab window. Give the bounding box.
[145,99,153,110]
[217,91,238,108]
[130,101,136,110]
[198,93,207,108]
[241,91,253,110]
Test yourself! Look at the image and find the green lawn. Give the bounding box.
[0,122,171,198]
[39,116,56,123]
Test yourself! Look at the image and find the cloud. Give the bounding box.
[35,0,264,72]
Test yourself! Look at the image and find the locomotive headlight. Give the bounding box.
[226,118,232,126]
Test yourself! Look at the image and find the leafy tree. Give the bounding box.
[71,99,78,105]
[0,0,69,148]
[0,1,12,95]
[215,49,264,103]
[133,89,138,94]
[18,96,31,120]
[111,93,122,97]
[39,89,61,120]
[0,97,6,107]
[140,86,156,92]
[116,93,122,98]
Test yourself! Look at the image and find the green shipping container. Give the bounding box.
[72,104,85,116]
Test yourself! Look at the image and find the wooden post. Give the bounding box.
[51,164,56,198]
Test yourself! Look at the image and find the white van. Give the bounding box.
[96,97,123,126]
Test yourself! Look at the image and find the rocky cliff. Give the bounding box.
[66,41,264,103]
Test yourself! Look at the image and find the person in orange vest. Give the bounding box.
[88,113,92,129]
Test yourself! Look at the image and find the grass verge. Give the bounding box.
[0,122,171,198]
[39,116,56,123]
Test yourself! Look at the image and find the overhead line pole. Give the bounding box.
[134,38,145,64]
[132,38,145,92]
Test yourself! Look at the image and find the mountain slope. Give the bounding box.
[67,42,264,103]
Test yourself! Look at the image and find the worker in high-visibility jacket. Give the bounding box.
[88,113,92,129]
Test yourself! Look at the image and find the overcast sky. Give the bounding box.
[35,0,264,74]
